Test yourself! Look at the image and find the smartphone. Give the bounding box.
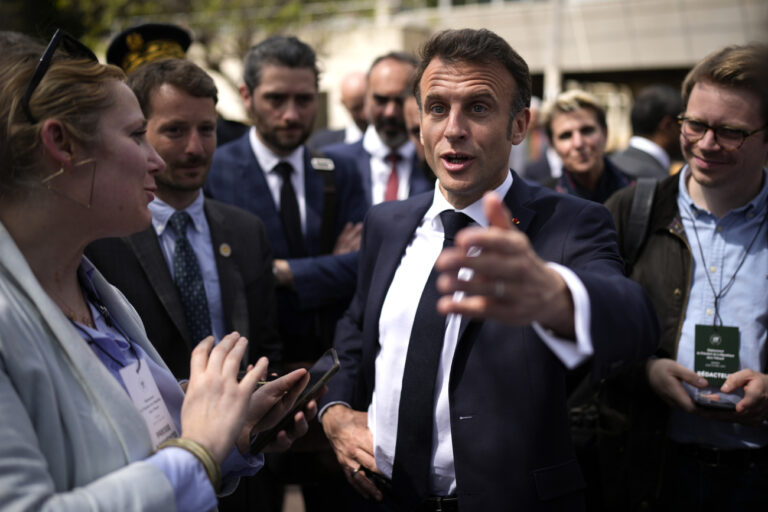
[694,395,737,411]
[249,347,340,453]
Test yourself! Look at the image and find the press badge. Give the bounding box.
[693,324,740,387]
[120,360,178,448]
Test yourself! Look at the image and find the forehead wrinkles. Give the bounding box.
[421,60,511,102]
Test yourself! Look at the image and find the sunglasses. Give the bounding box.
[21,29,99,124]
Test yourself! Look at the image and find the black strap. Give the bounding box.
[311,150,337,254]
[623,177,657,273]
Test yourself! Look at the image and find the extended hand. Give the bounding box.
[321,404,382,501]
[435,192,574,337]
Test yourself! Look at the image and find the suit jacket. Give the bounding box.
[324,174,659,510]
[205,134,368,361]
[85,198,281,379]
[609,146,669,179]
[322,139,434,208]
[0,222,177,510]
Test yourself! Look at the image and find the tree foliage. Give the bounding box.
[1,0,373,51]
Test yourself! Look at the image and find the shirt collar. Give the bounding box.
[149,191,205,236]
[362,124,415,161]
[425,170,514,229]
[248,126,305,175]
[628,136,670,170]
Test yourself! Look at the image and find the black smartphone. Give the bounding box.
[694,395,737,411]
[249,347,340,453]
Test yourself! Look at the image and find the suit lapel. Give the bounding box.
[355,142,373,207]
[124,228,192,346]
[303,148,325,255]
[204,200,248,339]
[238,140,289,257]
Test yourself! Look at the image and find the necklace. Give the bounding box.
[46,285,94,327]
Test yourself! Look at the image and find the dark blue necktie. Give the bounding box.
[391,210,473,504]
[168,211,212,344]
[274,162,306,258]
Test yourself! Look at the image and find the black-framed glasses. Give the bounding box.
[677,115,767,151]
[21,29,98,124]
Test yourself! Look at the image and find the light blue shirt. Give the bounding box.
[668,166,768,448]
[149,192,225,342]
[75,260,263,511]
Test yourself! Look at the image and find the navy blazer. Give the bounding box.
[205,133,368,360]
[85,198,281,379]
[323,139,433,208]
[325,174,659,510]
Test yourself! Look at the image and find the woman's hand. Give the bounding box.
[235,364,310,453]
[180,332,262,463]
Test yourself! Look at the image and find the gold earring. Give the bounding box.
[40,158,96,209]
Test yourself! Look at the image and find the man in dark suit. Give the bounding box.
[609,84,682,179]
[308,70,368,151]
[205,35,368,511]
[84,58,284,511]
[206,35,367,367]
[323,52,433,207]
[320,28,659,511]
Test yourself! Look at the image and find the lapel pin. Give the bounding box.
[219,243,232,257]
[512,217,520,225]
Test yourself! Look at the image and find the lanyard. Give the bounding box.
[684,204,768,327]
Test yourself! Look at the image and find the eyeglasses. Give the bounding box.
[21,29,98,124]
[677,115,767,151]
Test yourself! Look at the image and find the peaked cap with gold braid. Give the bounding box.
[106,23,191,74]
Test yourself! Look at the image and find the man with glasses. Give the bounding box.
[602,43,768,509]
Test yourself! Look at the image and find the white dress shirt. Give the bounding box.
[344,121,364,144]
[362,125,416,204]
[249,127,308,232]
[369,171,594,495]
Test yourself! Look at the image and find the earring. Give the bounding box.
[40,158,96,209]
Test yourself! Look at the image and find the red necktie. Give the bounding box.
[385,152,401,202]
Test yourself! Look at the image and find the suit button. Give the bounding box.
[673,288,682,297]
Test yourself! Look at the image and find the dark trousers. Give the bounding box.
[659,443,768,511]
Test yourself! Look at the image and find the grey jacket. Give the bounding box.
[0,221,176,511]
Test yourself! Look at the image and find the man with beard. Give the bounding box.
[205,34,368,512]
[206,34,366,367]
[324,52,433,207]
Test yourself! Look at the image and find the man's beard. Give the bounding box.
[375,116,407,149]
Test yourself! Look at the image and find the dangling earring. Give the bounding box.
[40,158,96,208]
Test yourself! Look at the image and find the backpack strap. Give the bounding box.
[310,151,337,254]
[623,177,657,273]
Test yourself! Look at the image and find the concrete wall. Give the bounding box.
[305,0,767,129]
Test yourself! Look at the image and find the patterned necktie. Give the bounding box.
[391,210,473,504]
[385,152,401,202]
[274,162,306,257]
[168,211,212,343]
